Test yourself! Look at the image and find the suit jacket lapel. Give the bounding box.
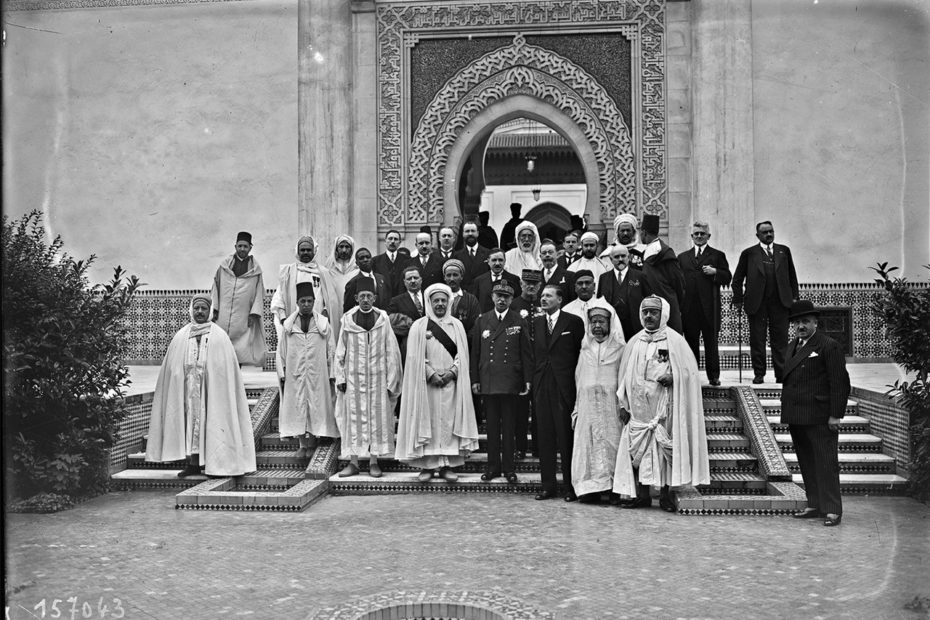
[784,332,819,377]
[547,313,568,351]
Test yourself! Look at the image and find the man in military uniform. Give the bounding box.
[471,281,533,485]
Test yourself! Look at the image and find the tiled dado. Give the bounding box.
[123,283,926,363]
[851,386,911,476]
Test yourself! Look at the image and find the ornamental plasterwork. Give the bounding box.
[409,35,636,224]
[376,0,667,228]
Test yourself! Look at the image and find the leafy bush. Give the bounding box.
[870,262,930,501]
[3,211,141,505]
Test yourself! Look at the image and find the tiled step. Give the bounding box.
[676,481,808,515]
[176,476,328,511]
[792,473,909,495]
[701,399,738,415]
[126,453,186,469]
[775,433,885,452]
[708,452,758,471]
[111,468,207,490]
[767,415,871,434]
[339,454,544,475]
[329,470,556,494]
[260,433,300,450]
[700,472,769,495]
[784,452,897,474]
[760,398,859,418]
[704,415,743,433]
[238,469,308,490]
[706,434,750,451]
[255,449,312,468]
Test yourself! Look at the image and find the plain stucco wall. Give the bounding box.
[3,1,298,290]
[751,0,929,282]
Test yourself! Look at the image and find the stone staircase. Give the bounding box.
[755,388,909,495]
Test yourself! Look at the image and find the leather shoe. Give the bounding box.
[295,447,309,459]
[417,469,434,482]
[823,514,842,527]
[752,376,764,384]
[177,464,201,479]
[564,491,578,502]
[792,508,823,519]
[709,379,721,386]
[337,462,359,478]
[659,495,677,512]
[621,497,652,509]
[505,472,518,484]
[535,490,556,501]
[439,467,458,482]
[368,463,382,478]
[480,471,501,482]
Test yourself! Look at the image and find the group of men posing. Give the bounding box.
[146,211,850,523]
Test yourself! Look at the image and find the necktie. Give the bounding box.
[389,252,395,264]
[545,269,552,282]
[547,315,554,335]
[414,294,423,316]
[697,246,702,258]
[765,245,773,258]
[471,248,476,257]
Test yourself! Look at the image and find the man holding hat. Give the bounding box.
[210,232,267,367]
[781,299,850,527]
[568,231,608,291]
[471,280,533,484]
[638,213,685,334]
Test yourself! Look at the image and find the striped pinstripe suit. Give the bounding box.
[780,330,850,516]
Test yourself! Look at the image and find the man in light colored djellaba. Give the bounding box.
[395,283,479,482]
[613,295,709,511]
[210,231,267,366]
[571,304,626,503]
[146,294,257,477]
[334,280,403,478]
[271,235,342,368]
[278,282,340,458]
[326,233,359,306]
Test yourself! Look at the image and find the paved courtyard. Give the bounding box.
[5,491,929,619]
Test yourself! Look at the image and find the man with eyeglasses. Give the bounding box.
[677,221,731,386]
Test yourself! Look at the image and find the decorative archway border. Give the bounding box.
[376,0,667,229]
[409,35,636,225]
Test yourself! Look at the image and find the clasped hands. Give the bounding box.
[656,373,673,388]
[429,370,456,387]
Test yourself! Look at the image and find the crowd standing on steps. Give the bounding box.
[145,215,844,523]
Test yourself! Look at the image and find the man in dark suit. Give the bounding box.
[731,220,800,384]
[638,214,685,334]
[386,265,426,363]
[371,230,409,298]
[343,247,391,313]
[677,221,732,386]
[532,284,585,501]
[540,239,576,303]
[411,231,445,288]
[509,269,543,460]
[557,230,582,269]
[597,244,649,341]
[453,221,491,290]
[471,282,533,484]
[477,211,499,250]
[500,202,523,251]
[471,248,522,313]
[780,300,850,527]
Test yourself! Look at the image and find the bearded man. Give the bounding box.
[567,231,608,291]
[326,234,359,304]
[210,231,267,366]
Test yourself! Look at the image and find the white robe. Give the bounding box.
[277,311,339,438]
[335,308,403,458]
[210,256,267,366]
[571,330,625,495]
[146,323,257,476]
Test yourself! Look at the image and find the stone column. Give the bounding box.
[299,0,353,257]
[691,0,755,258]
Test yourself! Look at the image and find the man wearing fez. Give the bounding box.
[444,259,481,336]
[278,282,340,458]
[781,300,850,527]
[540,239,576,304]
[731,221,800,384]
[477,211,499,251]
[326,234,359,307]
[335,280,403,479]
[677,221,732,386]
[568,231,608,291]
[571,305,626,503]
[638,214,685,334]
[454,220,492,290]
[372,229,408,298]
[532,284,585,501]
[500,202,524,251]
[471,281,533,484]
[210,231,267,367]
[510,269,544,460]
[147,294,257,478]
[387,265,426,363]
[471,247,522,313]
[271,235,342,368]
[613,296,709,512]
[562,269,599,331]
[343,247,390,313]
[598,244,649,341]
[396,284,478,482]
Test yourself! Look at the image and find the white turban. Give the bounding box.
[580,231,599,244]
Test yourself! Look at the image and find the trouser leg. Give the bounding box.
[809,424,843,516]
[514,393,529,454]
[553,398,574,495]
[769,303,790,382]
[747,311,768,378]
[501,395,517,474]
[789,425,821,510]
[485,396,503,474]
[683,308,702,367]
[535,398,558,494]
[702,317,720,381]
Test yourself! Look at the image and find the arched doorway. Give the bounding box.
[524,202,573,246]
